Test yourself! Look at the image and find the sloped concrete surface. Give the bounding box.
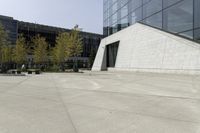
[92,23,200,74]
[0,72,200,133]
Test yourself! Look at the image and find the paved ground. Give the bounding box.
[0,71,200,133]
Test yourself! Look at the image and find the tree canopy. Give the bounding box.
[68,28,83,57]
[13,34,27,67]
[0,23,8,47]
[52,32,70,65]
[0,23,10,66]
[1,45,12,64]
[32,35,48,65]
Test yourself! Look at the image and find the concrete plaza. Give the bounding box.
[0,71,199,133]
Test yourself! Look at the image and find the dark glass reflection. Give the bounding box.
[163,0,183,8]
[143,12,162,29]
[104,0,200,42]
[0,16,18,44]
[143,0,162,18]
[163,0,193,33]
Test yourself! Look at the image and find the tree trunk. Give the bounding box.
[73,56,79,72]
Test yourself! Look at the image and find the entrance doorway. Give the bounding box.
[106,41,119,68]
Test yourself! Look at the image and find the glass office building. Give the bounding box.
[103,0,200,42]
[0,15,18,45]
[0,15,102,68]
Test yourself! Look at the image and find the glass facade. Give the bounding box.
[0,15,18,45]
[103,0,200,42]
[18,22,102,58]
[0,15,102,68]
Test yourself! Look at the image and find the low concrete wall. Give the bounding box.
[92,23,200,74]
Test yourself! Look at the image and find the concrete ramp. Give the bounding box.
[92,23,200,74]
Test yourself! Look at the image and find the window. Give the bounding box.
[163,0,193,33]
[120,16,129,29]
[194,28,200,41]
[112,13,118,24]
[120,4,128,19]
[179,30,193,39]
[129,8,142,25]
[194,0,200,28]
[143,0,162,18]
[103,0,198,40]
[143,12,162,29]
[163,0,183,8]
[129,0,142,12]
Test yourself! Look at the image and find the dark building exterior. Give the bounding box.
[0,15,18,44]
[0,15,102,67]
[103,0,200,42]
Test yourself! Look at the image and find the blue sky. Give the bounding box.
[0,0,103,34]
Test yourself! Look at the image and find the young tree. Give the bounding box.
[13,34,27,69]
[0,23,8,49]
[1,45,13,63]
[52,32,70,71]
[0,23,10,72]
[1,45,13,72]
[0,23,6,61]
[67,27,83,72]
[89,48,97,68]
[32,35,48,69]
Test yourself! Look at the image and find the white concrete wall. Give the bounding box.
[92,23,200,74]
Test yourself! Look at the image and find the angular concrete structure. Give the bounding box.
[92,23,200,74]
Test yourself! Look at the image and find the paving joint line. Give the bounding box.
[66,102,200,124]
[58,87,200,101]
[51,76,78,133]
[0,76,31,94]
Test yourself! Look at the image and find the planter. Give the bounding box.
[73,63,79,72]
[27,69,40,74]
[28,71,32,74]
[17,71,21,74]
[73,68,79,72]
[35,70,40,74]
[12,71,16,74]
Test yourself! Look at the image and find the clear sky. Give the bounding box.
[0,0,103,34]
